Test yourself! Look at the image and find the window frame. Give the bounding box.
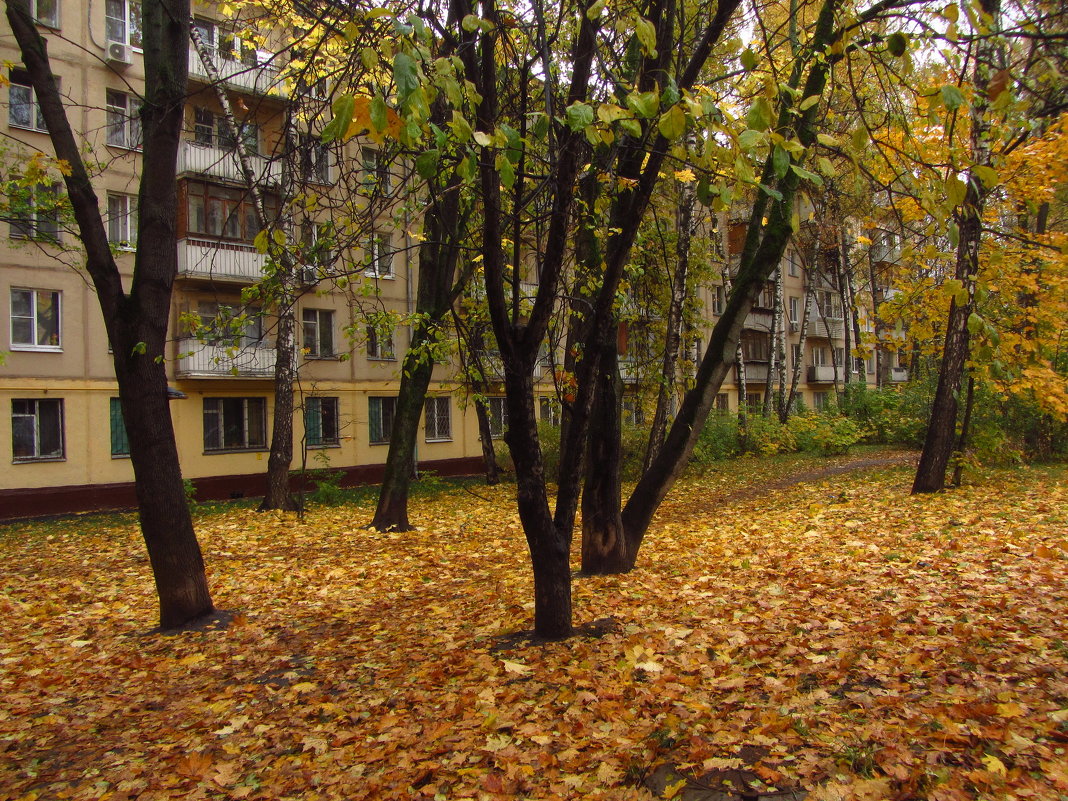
[8,182,61,242]
[366,324,395,361]
[105,0,142,49]
[8,70,47,132]
[361,147,391,194]
[31,0,60,27]
[487,396,507,438]
[10,288,61,351]
[106,89,142,150]
[424,396,452,442]
[364,231,393,278]
[305,396,340,448]
[202,397,268,452]
[301,308,335,359]
[12,398,65,462]
[106,192,137,250]
[185,180,276,244]
[368,396,396,445]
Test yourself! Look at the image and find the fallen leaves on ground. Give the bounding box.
[1,454,1066,800]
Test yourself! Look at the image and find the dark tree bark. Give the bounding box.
[950,374,975,487]
[913,0,1000,493]
[473,397,501,485]
[6,0,213,628]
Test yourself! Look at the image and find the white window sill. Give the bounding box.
[8,123,48,134]
[367,356,396,362]
[13,456,65,464]
[10,344,62,352]
[424,437,452,444]
[363,271,395,280]
[203,447,269,455]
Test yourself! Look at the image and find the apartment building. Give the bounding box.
[0,0,488,517]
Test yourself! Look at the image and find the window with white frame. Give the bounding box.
[8,70,46,132]
[487,396,507,438]
[361,147,390,193]
[305,396,339,447]
[712,285,725,316]
[31,0,60,26]
[302,308,334,358]
[622,396,644,426]
[105,0,142,47]
[539,396,560,425]
[424,396,451,442]
[300,133,331,184]
[197,302,263,347]
[191,17,215,50]
[814,289,842,318]
[106,90,141,149]
[368,396,396,444]
[217,118,259,156]
[109,398,129,457]
[366,324,395,360]
[811,345,829,366]
[8,183,61,241]
[789,296,801,324]
[106,193,137,249]
[10,288,60,350]
[12,398,64,461]
[203,397,267,451]
[365,232,393,277]
[812,391,830,411]
[791,343,802,367]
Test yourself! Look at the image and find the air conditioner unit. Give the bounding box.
[106,41,132,66]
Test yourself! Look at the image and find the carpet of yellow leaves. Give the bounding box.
[1,457,1066,800]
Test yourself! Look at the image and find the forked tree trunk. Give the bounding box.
[913,0,1000,493]
[6,0,213,628]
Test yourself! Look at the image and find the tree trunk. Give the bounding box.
[6,0,214,628]
[785,285,812,417]
[474,397,501,485]
[913,0,999,493]
[581,334,627,574]
[950,374,975,487]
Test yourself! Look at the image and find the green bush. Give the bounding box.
[788,413,863,455]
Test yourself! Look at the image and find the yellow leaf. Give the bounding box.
[982,754,1007,776]
[501,659,531,674]
[180,653,205,666]
[663,778,687,798]
[996,702,1025,718]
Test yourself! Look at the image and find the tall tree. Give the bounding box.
[6,0,213,627]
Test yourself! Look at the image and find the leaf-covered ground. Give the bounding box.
[2,453,1067,801]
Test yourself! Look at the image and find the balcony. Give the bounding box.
[178,141,280,186]
[744,309,775,331]
[890,366,909,382]
[807,365,838,383]
[736,362,770,383]
[177,239,266,284]
[188,48,285,97]
[177,338,276,378]
[807,312,844,339]
[619,358,639,383]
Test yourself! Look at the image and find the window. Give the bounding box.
[812,391,830,411]
[197,302,262,347]
[424,396,451,442]
[105,0,141,47]
[203,397,267,451]
[220,31,259,66]
[745,392,763,412]
[305,397,339,447]
[217,119,259,156]
[368,396,396,444]
[787,250,800,278]
[487,396,507,438]
[712,285,726,316]
[10,289,60,350]
[109,398,130,457]
[31,0,60,26]
[789,296,801,324]
[302,309,334,358]
[622,396,644,426]
[362,147,390,193]
[755,280,775,309]
[812,346,829,366]
[106,193,137,249]
[740,330,770,362]
[814,289,841,318]
[12,398,64,461]
[106,90,141,149]
[366,324,395,360]
[300,134,331,184]
[186,181,276,243]
[191,17,215,49]
[539,396,560,425]
[9,70,46,131]
[791,343,802,367]
[714,393,730,414]
[365,232,393,277]
[8,183,61,241]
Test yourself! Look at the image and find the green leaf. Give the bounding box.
[740,48,758,71]
[817,156,836,177]
[322,95,355,143]
[618,118,642,138]
[657,105,687,141]
[945,175,967,207]
[394,52,420,103]
[626,90,660,119]
[887,31,908,56]
[596,103,631,124]
[734,155,755,183]
[747,97,773,132]
[738,129,764,149]
[565,102,595,131]
[370,94,388,133]
[634,16,658,57]
[798,94,821,111]
[789,164,824,186]
[772,145,790,179]
[450,111,473,142]
[415,149,440,180]
[816,133,838,147]
[586,0,606,20]
[942,3,959,22]
[461,14,481,31]
[972,165,999,188]
[662,79,680,107]
[496,152,515,188]
[271,228,286,246]
[851,127,869,151]
[360,47,379,70]
[967,312,983,335]
[253,229,269,254]
[940,85,965,112]
[759,183,783,201]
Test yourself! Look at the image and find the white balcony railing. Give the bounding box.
[188,48,285,97]
[744,309,775,331]
[807,312,845,339]
[177,338,276,378]
[178,141,280,186]
[890,366,909,382]
[177,239,266,283]
[738,362,770,383]
[807,364,838,383]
